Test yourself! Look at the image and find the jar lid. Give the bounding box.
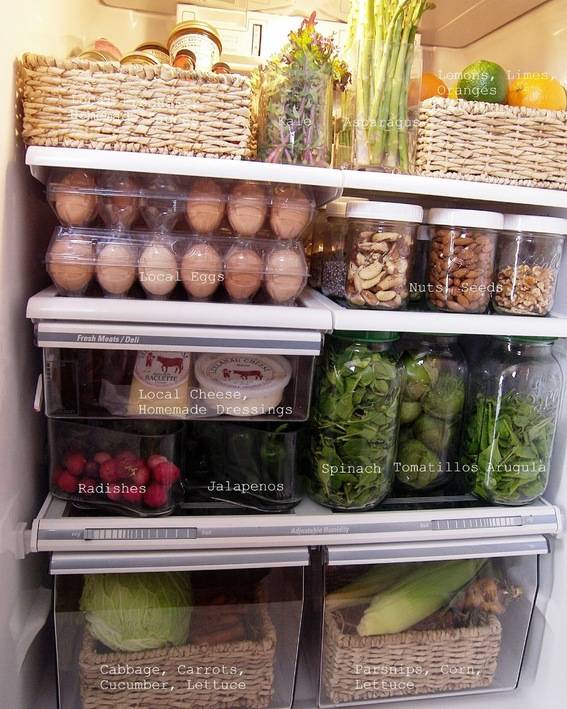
[333,331,400,343]
[326,197,367,219]
[497,335,557,344]
[503,213,567,236]
[168,21,223,53]
[427,208,504,230]
[347,201,424,224]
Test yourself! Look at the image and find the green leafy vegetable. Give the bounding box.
[309,339,402,509]
[80,572,192,652]
[463,392,555,503]
[257,12,350,166]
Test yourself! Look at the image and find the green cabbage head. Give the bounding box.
[80,572,192,652]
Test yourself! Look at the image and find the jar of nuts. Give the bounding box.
[492,214,567,317]
[426,209,503,314]
[345,201,423,310]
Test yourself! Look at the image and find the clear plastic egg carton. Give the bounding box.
[45,226,309,305]
[47,168,317,241]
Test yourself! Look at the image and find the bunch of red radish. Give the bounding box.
[53,448,181,510]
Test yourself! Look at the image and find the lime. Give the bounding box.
[457,60,508,104]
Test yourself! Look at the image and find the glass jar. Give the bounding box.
[426,208,503,314]
[321,198,349,300]
[462,337,562,505]
[309,209,327,290]
[493,214,567,316]
[257,63,334,167]
[345,201,423,310]
[308,331,403,511]
[395,335,468,493]
[409,227,429,303]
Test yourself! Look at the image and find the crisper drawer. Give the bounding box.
[37,322,321,421]
[319,537,547,707]
[52,547,308,709]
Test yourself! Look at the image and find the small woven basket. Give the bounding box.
[79,599,276,709]
[322,608,502,704]
[20,53,254,159]
[416,97,567,190]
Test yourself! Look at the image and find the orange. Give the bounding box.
[420,72,449,100]
[507,75,567,111]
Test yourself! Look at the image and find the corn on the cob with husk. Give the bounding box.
[326,563,412,610]
[357,558,486,636]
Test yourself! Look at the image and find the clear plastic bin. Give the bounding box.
[426,209,503,314]
[344,202,423,310]
[54,560,305,709]
[188,421,306,511]
[47,169,316,240]
[492,214,567,316]
[45,227,308,305]
[42,348,316,422]
[48,419,185,516]
[319,545,542,706]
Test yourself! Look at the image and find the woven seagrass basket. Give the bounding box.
[79,596,276,709]
[322,608,502,704]
[416,97,567,190]
[20,53,254,159]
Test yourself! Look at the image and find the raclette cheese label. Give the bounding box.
[128,351,191,416]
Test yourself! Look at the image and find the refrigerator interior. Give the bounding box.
[1,1,567,708]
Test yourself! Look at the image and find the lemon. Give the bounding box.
[457,60,508,104]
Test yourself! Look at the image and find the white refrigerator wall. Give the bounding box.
[1,2,567,708]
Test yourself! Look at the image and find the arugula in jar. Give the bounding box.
[463,392,555,503]
[309,341,401,509]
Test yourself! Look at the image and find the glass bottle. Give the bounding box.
[308,331,403,511]
[395,335,468,493]
[462,337,562,505]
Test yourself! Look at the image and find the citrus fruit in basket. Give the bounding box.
[420,72,449,100]
[457,60,508,103]
[507,75,567,111]
[448,84,459,100]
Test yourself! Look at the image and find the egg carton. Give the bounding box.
[45,226,309,305]
[47,168,317,240]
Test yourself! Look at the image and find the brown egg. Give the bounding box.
[54,170,98,226]
[265,247,307,303]
[224,246,263,302]
[227,181,268,236]
[96,242,137,296]
[138,242,178,298]
[186,178,226,234]
[47,236,94,294]
[98,172,140,229]
[180,242,223,299]
[270,185,313,240]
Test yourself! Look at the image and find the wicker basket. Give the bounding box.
[415,97,567,190]
[79,599,276,709]
[322,608,502,704]
[20,53,254,159]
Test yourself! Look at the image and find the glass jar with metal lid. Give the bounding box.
[426,208,503,314]
[345,201,423,310]
[308,331,403,511]
[395,334,468,493]
[462,336,562,505]
[167,21,222,72]
[134,42,170,64]
[493,214,567,316]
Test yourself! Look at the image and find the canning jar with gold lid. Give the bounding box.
[134,41,170,64]
[167,20,222,72]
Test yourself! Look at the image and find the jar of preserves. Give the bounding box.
[345,201,423,310]
[426,208,503,314]
[395,335,468,493]
[308,331,403,511]
[167,21,222,72]
[493,214,567,316]
[462,337,562,505]
[134,42,170,64]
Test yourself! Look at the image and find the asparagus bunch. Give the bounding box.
[352,0,433,171]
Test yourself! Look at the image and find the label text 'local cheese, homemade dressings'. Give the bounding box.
[128,351,191,417]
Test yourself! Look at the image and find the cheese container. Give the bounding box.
[47,169,318,239]
[194,354,292,417]
[48,419,185,516]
